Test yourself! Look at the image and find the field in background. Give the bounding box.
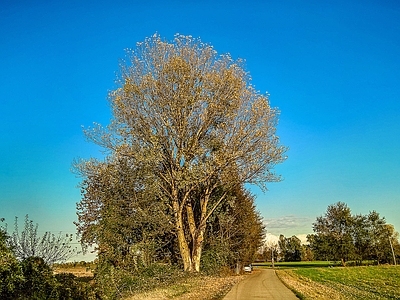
[271,264,400,299]
[53,262,94,278]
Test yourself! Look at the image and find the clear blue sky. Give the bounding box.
[1,0,399,255]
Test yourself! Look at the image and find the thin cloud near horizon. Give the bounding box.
[264,215,313,236]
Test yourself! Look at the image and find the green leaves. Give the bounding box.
[77,33,286,272]
[309,202,399,265]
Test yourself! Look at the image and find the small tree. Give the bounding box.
[262,238,279,263]
[202,187,265,272]
[351,214,370,265]
[300,244,314,261]
[278,235,302,262]
[307,233,333,261]
[9,215,78,265]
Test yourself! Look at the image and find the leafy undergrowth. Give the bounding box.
[124,273,246,300]
[277,265,400,300]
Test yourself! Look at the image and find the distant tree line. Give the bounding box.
[308,202,399,266]
[261,202,399,266]
[261,234,313,263]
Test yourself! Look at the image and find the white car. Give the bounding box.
[243,264,252,272]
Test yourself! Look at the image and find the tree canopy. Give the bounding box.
[278,235,302,262]
[308,202,399,265]
[75,34,287,272]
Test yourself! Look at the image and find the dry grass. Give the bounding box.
[277,269,348,300]
[124,274,246,300]
[53,266,94,278]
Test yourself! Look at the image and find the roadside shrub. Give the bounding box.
[9,257,96,300]
[201,245,230,275]
[1,223,24,299]
[2,222,94,299]
[19,256,58,299]
[139,263,185,288]
[54,273,95,300]
[0,251,24,299]
[93,262,130,300]
[94,261,186,299]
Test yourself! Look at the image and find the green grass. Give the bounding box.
[254,261,340,269]
[276,265,400,299]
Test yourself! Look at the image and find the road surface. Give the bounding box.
[223,269,298,300]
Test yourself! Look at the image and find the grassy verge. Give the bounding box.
[52,262,248,299]
[124,273,247,300]
[276,265,400,299]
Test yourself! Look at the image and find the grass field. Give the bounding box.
[273,264,400,299]
[254,261,341,269]
[53,265,94,278]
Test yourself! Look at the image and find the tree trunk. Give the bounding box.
[172,195,193,272]
[174,190,222,272]
[176,215,193,271]
[191,226,206,272]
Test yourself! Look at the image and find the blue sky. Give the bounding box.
[1,0,399,258]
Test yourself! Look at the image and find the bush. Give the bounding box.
[201,244,231,275]
[1,223,24,300]
[19,257,58,299]
[93,263,130,300]
[1,220,93,300]
[0,251,24,299]
[54,273,94,300]
[7,256,96,300]
[94,261,186,299]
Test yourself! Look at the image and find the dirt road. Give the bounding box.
[223,269,298,300]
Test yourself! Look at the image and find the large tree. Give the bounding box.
[312,202,355,266]
[309,203,399,265]
[365,211,399,264]
[77,34,286,272]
